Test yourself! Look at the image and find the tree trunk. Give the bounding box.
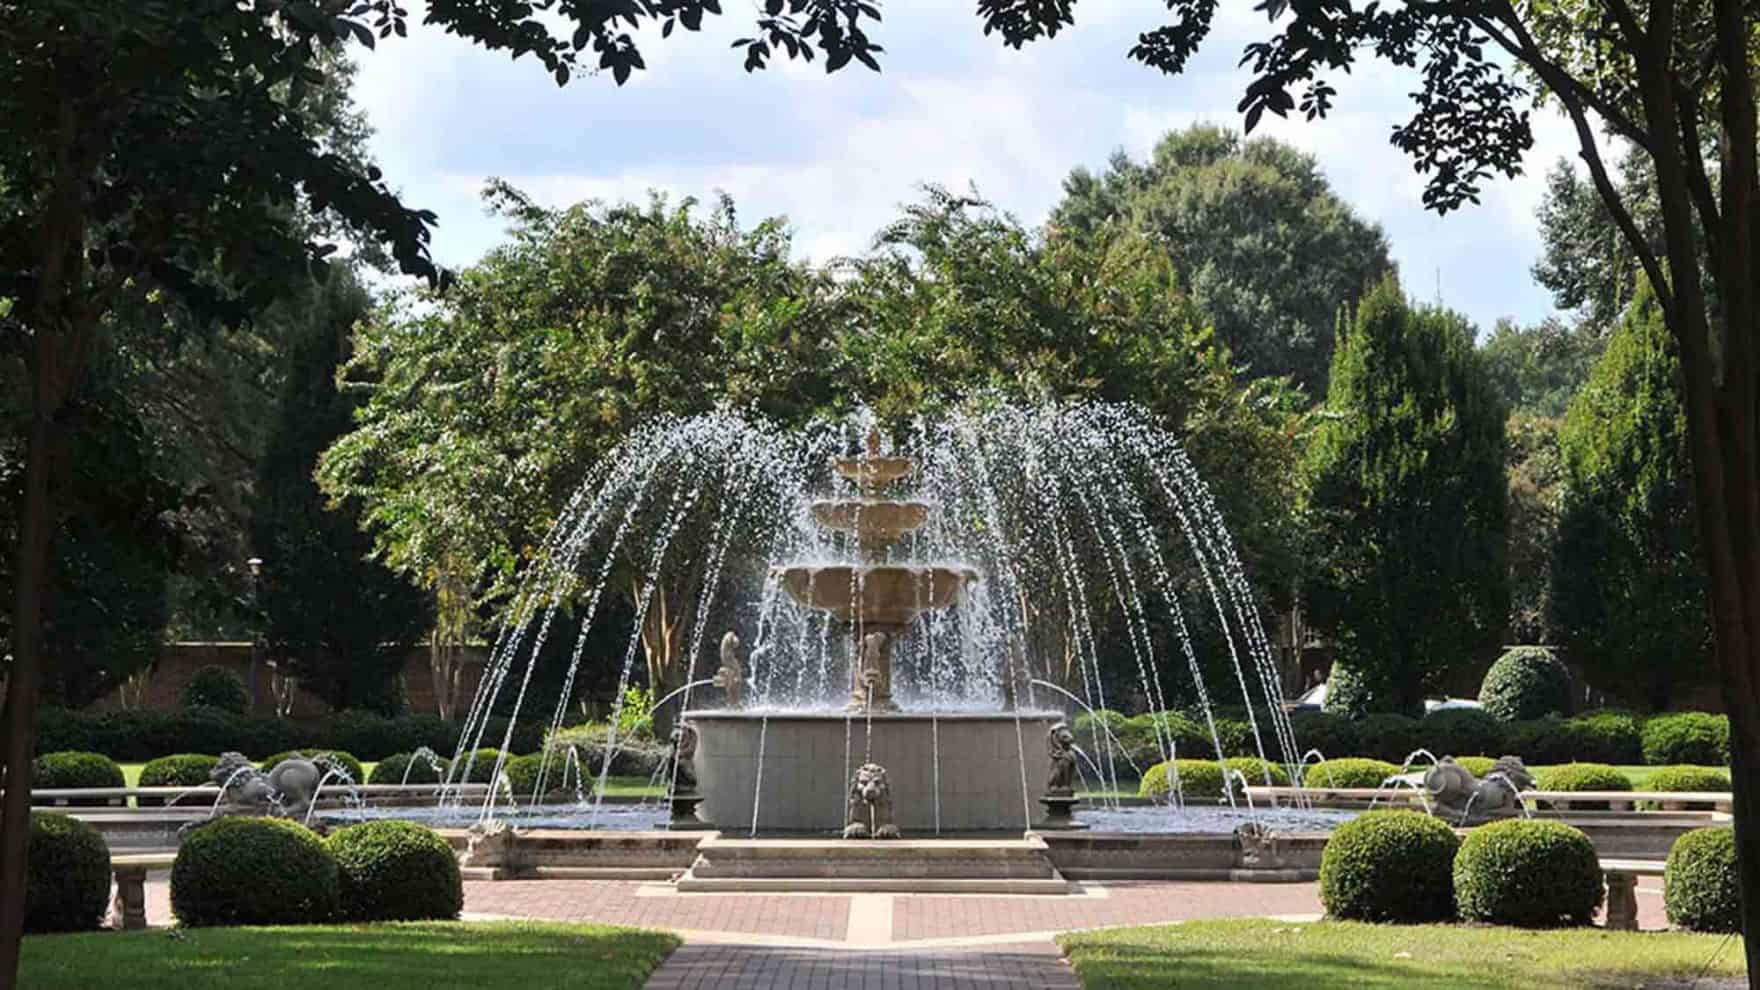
[640,591,685,742]
[0,403,58,988]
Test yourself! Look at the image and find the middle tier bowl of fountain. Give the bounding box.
[775,564,978,626]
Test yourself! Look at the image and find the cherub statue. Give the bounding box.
[1047,721,1077,795]
[713,631,745,708]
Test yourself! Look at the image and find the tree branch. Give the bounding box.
[1473,7,1652,152]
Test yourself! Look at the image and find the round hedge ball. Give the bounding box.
[1302,758,1399,789]
[139,753,220,808]
[1535,763,1632,811]
[325,820,463,922]
[259,750,366,787]
[367,751,450,786]
[1479,647,1570,722]
[1647,765,1731,793]
[171,817,339,926]
[453,748,505,784]
[1664,827,1740,933]
[31,751,125,806]
[1453,819,1603,926]
[25,813,111,932]
[1321,811,1460,922]
[1139,758,1287,800]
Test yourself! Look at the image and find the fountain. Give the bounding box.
[687,429,1061,833]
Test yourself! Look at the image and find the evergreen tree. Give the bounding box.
[1302,276,1509,712]
[1551,282,1712,711]
[250,272,431,713]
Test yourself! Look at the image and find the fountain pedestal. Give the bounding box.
[1036,791,1086,830]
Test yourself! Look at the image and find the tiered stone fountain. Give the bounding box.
[684,431,1062,834]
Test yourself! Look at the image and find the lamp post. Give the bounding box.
[246,557,263,711]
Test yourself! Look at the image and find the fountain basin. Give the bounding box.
[687,710,1059,832]
[774,564,978,625]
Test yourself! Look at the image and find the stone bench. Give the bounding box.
[1599,858,1666,931]
[110,853,175,930]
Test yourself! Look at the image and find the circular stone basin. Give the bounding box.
[833,455,915,488]
[809,500,931,540]
[774,564,978,625]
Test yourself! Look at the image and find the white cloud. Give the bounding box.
[354,1,1574,333]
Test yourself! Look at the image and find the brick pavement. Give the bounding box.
[642,942,1080,990]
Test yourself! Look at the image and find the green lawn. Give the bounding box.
[21,921,678,990]
[1060,918,1747,989]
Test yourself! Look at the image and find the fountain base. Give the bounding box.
[675,834,1072,893]
[687,710,1060,833]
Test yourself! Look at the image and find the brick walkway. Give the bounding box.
[644,942,1080,989]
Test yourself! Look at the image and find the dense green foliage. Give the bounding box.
[1139,757,1288,799]
[180,666,248,714]
[1480,647,1571,722]
[1320,811,1460,922]
[1641,713,1730,766]
[1646,765,1731,793]
[452,748,505,784]
[23,814,110,933]
[1664,828,1741,933]
[1420,710,1503,758]
[325,820,462,922]
[1052,126,1392,393]
[29,751,124,791]
[1451,756,1498,778]
[138,754,219,788]
[1302,278,1508,712]
[1319,662,1381,719]
[1565,711,1645,764]
[1353,714,1424,764]
[1535,763,1632,809]
[171,817,339,926]
[1287,711,1358,759]
[1551,285,1712,711]
[1501,414,1565,643]
[1301,758,1398,789]
[1453,819,1603,926]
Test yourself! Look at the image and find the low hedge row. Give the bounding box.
[1280,709,1727,767]
[170,817,460,926]
[33,706,550,762]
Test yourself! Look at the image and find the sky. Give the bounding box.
[353,1,1583,335]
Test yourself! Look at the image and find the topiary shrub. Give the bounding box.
[1139,757,1287,800]
[180,665,248,714]
[325,820,463,922]
[1355,714,1424,764]
[1288,711,1359,760]
[260,749,365,786]
[1567,711,1644,764]
[1534,763,1632,810]
[368,751,450,786]
[1321,811,1460,922]
[503,751,593,800]
[25,813,110,932]
[1452,756,1498,777]
[1322,662,1375,719]
[1641,713,1729,766]
[1480,647,1570,722]
[1453,819,1602,926]
[1648,765,1731,793]
[1664,827,1740,933]
[171,817,339,926]
[1421,709,1504,758]
[1301,758,1398,789]
[138,753,219,807]
[541,724,665,777]
[30,751,125,806]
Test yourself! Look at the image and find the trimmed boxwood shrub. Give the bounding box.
[1288,711,1359,760]
[1320,811,1460,922]
[139,753,220,807]
[541,725,667,777]
[1648,765,1730,793]
[1567,711,1644,764]
[1480,647,1570,722]
[504,752,555,798]
[1664,827,1740,932]
[368,751,451,786]
[1453,819,1603,926]
[180,665,248,713]
[1534,763,1632,810]
[31,751,125,806]
[260,749,365,785]
[1301,758,1398,789]
[1421,709,1503,758]
[1642,713,1730,766]
[1356,714,1424,764]
[452,748,506,784]
[171,817,339,926]
[25,813,111,932]
[325,820,463,921]
[1139,757,1288,799]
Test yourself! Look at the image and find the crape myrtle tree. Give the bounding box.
[1552,281,1714,710]
[1302,277,1509,713]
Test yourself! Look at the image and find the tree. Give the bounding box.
[1552,283,1713,710]
[0,3,443,979]
[1479,317,1605,418]
[1051,126,1392,394]
[1504,412,1565,644]
[1531,154,1665,334]
[1302,277,1509,713]
[251,270,432,714]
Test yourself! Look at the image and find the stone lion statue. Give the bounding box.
[1047,721,1077,794]
[209,750,322,820]
[843,762,900,839]
[1424,755,1535,823]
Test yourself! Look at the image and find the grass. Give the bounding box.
[21,921,679,990]
[1060,918,1747,989]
